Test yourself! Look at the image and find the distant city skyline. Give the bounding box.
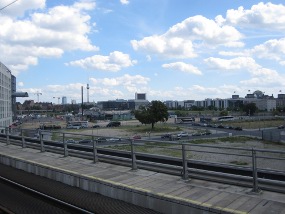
[19,89,283,105]
[1,0,285,103]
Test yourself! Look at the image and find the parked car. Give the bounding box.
[92,125,100,128]
[278,125,285,129]
[66,139,76,144]
[161,133,172,139]
[234,127,243,131]
[66,124,81,129]
[78,139,92,144]
[97,137,108,143]
[201,131,211,135]
[132,134,141,139]
[177,132,188,138]
[106,121,121,127]
[108,138,121,142]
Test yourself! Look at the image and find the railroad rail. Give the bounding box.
[0,163,159,214]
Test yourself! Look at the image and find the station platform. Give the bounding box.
[0,142,284,214]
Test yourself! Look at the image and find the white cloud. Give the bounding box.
[205,56,285,89]
[146,55,151,61]
[90,74,149,87]
[204,57,257,71]
[219,51,247,57]
[162,62,202,75]
[250,38,285,61]
[18,82,24,87]
[120,0,129,5]
[66,51,137,72]
[131,15,243,58]
[0,1,98,75]
[41,74,150,102]
[222,2,285,31]
[132,35,196,59]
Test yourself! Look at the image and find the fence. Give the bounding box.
[262,129,281,142]
[1,126,285,194]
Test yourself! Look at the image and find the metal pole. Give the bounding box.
[81,86,84,120]
[6,127,10,145]
[182,144,189,180]
[40,130,45,152]
[131,140,137,170]
[92,135,98,163]
[63,133,68,157]
[21,129,26,148]
[251,148,260,193]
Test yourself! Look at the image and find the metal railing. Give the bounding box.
[1,126,285,194]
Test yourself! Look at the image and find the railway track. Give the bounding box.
[0,163,159,214]
[1,134,285,194]
[0,175,91,214]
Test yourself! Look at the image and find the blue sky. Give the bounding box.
[1,0,285,104]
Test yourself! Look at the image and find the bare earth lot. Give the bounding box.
[20,118,285,171]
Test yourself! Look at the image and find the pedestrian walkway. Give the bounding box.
[0,142,284,214]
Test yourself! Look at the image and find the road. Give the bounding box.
[149,124,285,142]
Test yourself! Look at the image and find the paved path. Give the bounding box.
[0,142,284,214]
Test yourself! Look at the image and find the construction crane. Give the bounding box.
[53,97,61,104]
[34,91,42,103]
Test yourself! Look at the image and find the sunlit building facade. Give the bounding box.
[0,62,12,127]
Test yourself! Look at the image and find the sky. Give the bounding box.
[1,0,285,104]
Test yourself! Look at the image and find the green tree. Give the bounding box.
[219,110,228,116]
[134,100,168,129]
[243,103,258,116]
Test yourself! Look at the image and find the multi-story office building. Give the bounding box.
[0,62,12,127]
[276,94,285,109]
[62,96,67,105]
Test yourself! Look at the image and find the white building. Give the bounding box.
[244,98,276,111]
[0,62,12,127]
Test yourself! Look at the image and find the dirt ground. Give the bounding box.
[21,118,178,138]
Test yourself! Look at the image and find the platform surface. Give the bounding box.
[0,142,284,214]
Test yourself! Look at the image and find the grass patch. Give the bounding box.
[107,142,182,157]
[188,136,254,144]
[218,118,285,129]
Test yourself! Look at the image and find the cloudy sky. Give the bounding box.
[1,0,285,104]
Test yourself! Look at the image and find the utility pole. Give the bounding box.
[34,91,42,103]
[81,86,84,119]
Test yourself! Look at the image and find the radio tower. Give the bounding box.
[86,83,89,103]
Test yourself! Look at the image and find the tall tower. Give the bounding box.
[87,83,89,103]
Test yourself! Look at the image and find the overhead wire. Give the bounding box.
[0,0,19,11]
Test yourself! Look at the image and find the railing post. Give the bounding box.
[251,148,261,193]
[21,129,26,148]
[182,144,189,180]
[6,127,10,145]
[40,130,45,152]
[92,135,98,163]
[63,133,68,157]
[131,139,137,170]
